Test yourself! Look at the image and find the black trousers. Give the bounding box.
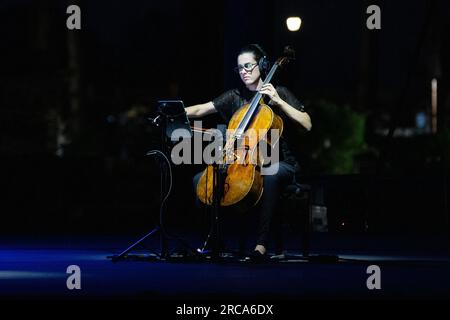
[193,161,296,249]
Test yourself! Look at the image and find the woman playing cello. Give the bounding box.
[186,44,311,259]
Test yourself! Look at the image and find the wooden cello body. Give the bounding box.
[196,102,283,212]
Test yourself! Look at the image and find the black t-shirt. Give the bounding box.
[212,86,305,169]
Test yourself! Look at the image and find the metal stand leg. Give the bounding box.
[197,164,228,260]
[111,227,161,262]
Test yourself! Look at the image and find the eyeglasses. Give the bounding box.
[234,62,258,73]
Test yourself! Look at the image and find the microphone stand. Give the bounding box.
[197,135,230,261]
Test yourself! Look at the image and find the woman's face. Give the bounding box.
[237,52,261,89]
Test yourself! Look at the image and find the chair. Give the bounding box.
[273,179,312,258]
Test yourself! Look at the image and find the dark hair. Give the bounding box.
[238,44,270,76]
[238,44,267,62]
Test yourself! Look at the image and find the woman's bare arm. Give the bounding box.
[185,102,217,118]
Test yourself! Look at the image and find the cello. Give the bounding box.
[196,47,295,212]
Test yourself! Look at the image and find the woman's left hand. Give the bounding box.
[259,84,282,106]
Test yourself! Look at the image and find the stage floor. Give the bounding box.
[1,234,450,300]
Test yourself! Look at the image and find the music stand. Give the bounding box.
[110,100,194,262]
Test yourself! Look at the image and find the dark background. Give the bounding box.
[1,0,449,239]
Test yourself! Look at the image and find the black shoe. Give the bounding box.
[248,250,267,263]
